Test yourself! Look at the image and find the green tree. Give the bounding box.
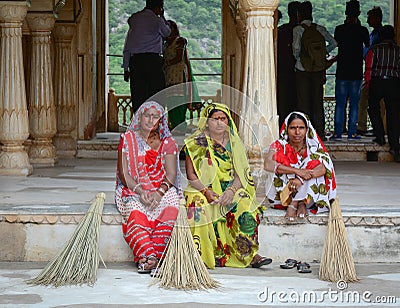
[108,0,221,95]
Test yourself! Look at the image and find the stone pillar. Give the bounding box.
[26,13,57,166]
[239,0,279,152]
[53,23,77,157]
[0,1,32,176]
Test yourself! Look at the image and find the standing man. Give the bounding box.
[365,25,400,162]
[292,1,337,139]
[277,1,300,125]
[333,0,369,141]
[122,0,171,112]
[357,6,383,136]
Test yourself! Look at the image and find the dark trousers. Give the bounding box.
[277,72,298,126]
[129,53,166,113]
[295,70,325,138]
[368,78,400,151]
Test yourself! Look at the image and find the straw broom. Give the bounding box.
[150,201,220,290]
[319,197,359,282]
[27,192,106,287]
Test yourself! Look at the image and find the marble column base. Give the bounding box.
[28,139,56,166]
[0,145,33,176]
[54,135,77,158]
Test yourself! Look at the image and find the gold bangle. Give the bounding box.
[227,186,236,194]
[200,187,208,195]
[161,181,171,190]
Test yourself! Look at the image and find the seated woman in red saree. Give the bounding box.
[264,112,337,222]
[115,101,181,274]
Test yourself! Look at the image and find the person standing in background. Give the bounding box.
[122,0,171,113]
[357,6,383,136]
[365,25,400,162]
[292,1,337,140]
[163,20,193,134]
[332,0,369,141]
[277,1,300,125]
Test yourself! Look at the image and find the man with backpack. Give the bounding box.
[292,1,337,139]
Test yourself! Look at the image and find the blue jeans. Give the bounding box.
[334,79,362,137]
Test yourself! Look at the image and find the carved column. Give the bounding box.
[26,13,57,166]
[0,1,32,176]
[53,23,77,157]
[239,0,279,152]
[238,0,279,195]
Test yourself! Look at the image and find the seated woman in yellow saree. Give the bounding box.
[184,103,271,269]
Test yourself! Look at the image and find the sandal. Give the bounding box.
[280,258,298,269]
[251,255,272,268]
[297,262,312,273]
[137,262,151,274]
[150,267,161,278]
[137,256,159,274]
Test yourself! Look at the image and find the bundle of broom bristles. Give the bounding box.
[150,202,220,290]
[27,192,106,287]
[319,198,359,283]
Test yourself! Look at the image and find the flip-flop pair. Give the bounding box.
[280,259,312,273]
[280,258,298,269]
[297,262,312,273]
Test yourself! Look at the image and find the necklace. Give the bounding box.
[139,131,158,144]
[292,143,306,153]
[210,131,226,145]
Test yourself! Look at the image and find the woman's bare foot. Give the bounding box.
[145,256,159,270]
[137,256,158,273]
[285,203,297,222]
[137,257,147,267]
[297,201,308,218]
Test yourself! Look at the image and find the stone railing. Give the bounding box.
[107,88,222,132]
[107,92,369,133]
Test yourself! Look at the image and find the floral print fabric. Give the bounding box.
[184,103,262,269]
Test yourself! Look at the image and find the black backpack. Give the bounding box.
[300,23,327,72]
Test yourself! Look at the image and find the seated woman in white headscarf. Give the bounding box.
[115,101,181,274]
[264,111,337,221]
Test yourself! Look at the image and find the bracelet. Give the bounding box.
[200,187,209,195]
[295,175,304,184]
[227,184,238,194]
[161,181,171,190]
[274,163,281,174]
[157,187,166,196]
[132,183,141,193]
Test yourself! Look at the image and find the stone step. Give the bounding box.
[1,203,399,263]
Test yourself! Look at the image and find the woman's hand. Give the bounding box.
[147,191,162,209]
[296,168,313,180]
[204,189,219,204]
[139,190,152,207]
[217,189,235,207]
[289,178,303,192]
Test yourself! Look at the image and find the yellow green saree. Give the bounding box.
[184,103,263,269]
